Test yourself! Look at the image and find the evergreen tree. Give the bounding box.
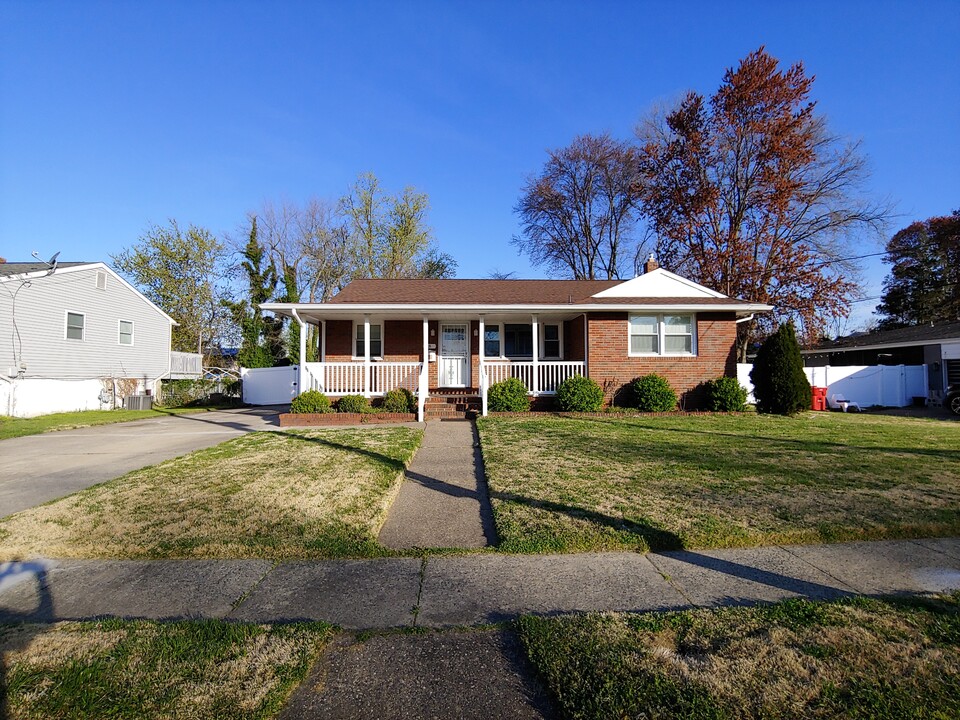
[750,323,812,415]
[226,218,280,368]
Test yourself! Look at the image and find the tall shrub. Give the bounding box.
[750,323,812,415]
[631,374,677,412]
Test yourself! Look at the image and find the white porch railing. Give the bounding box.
[482,360,586,397]
[169,351,203,378]
[303,362,421,397]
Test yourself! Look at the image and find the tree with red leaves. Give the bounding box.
[636,48,890,359]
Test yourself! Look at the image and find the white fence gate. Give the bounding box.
[737,363,928,408]
[241,366,298,405]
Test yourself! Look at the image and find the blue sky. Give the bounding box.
[2,0,957,329]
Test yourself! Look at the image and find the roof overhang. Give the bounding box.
[261,301,773,322]
[802,337,960,354]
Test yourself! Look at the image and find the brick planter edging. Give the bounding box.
[279,412,417,426]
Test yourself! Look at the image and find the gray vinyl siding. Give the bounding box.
[0,266,173,380]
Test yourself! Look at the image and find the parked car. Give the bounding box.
[947,384,960,416]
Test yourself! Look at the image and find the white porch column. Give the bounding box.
[419,315,429,422]
[363,314,371,398]
[292,308,306,396]
[479,315,487,416]
[532,314,540,397]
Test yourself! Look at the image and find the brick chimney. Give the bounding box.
[643,253,659,274]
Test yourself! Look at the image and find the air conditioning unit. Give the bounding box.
[124,394,153,411]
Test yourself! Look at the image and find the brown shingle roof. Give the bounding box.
[329,279,622,304]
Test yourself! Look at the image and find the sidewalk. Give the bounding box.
[1,538,958,627]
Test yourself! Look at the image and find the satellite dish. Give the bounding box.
[31,250,61,274]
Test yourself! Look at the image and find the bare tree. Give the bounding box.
[636,48,892,357]
[513,133,643,279]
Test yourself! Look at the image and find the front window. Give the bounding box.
[355,323,382,357]
[504,324,533,357]
[629,314,695,356]
[119,320,134,345]
[543,324,560,358]
[66,312,84,340]
[484,326,501,357]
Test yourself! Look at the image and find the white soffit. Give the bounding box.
[591,268,727,299]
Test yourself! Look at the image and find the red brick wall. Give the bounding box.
[324,320,353,361]
[564,315,585,361]
[586,311,737,408]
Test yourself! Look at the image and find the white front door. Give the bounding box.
[440,323,470,387]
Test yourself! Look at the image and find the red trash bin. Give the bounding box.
[811,386,828,411]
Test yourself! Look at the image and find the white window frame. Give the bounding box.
[352,320,383,359]
[541,322,563,359]
[628,313,696,357]
[118,319,134,346]
[65,311,85,341]
[483,323,503,359]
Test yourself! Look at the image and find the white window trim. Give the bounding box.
[118,319,135,346]
[65,310,85,341]
[482,322,505,360]
[352,320,384,360]
[540,322,563,360]
[628,313,697,357]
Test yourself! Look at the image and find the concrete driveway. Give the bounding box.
[0,407,285,517]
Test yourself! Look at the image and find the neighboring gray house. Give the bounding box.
[0,260,200,417]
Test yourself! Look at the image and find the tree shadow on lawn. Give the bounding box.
[274,430,411,473]
[490,489,685,552]
[573,416,960,464]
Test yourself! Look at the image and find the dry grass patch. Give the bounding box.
[0,407,217,440]
[0,619,333,719]
[478,413,960,552]
[0,427,421,559]
[519,593,960,719]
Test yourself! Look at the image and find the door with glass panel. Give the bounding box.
[439,323,469,387]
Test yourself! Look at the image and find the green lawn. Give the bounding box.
[477,413,960,553]
[518,593,960,720]
[0,619,333,720]
[0,407,224,441]
[0,427,422,559]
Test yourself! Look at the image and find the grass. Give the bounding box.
[0,619,333,719]
[0,406,227,441]
[477,412,960,553]
[0,427,422,559]
[518,593,960,720]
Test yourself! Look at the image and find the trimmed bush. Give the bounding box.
[337,394,371,414]
[488,377,531,412]
[382,387,416,414]
[556,375,604,412]
[290,389,333,414]
[704,376,748,412]
[750,323,812,415]
[631,374,677,412]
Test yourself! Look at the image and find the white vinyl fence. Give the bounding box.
[737,363,928,408]
[241,366,298,405]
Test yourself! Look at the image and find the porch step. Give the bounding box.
[424,393,481,421]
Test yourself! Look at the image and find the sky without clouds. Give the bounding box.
[1,0,957,331]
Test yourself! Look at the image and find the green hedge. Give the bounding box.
[556,375,604,412]
[631,374,677,412]
[337,394,371,414]
[382,388,416,414]
[290,390,333,414]
[704,376,748,412]
[488,377,531,412]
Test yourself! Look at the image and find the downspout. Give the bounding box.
[735,314,755,324]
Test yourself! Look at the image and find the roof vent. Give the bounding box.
[96,271,107,290]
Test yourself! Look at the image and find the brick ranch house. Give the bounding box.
[261,259,771,420]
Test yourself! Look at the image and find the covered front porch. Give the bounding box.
[289,311,587,420]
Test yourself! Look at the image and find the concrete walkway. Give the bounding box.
[1,538,958,627]
[378,420,496,549]
[0,407,284,516]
